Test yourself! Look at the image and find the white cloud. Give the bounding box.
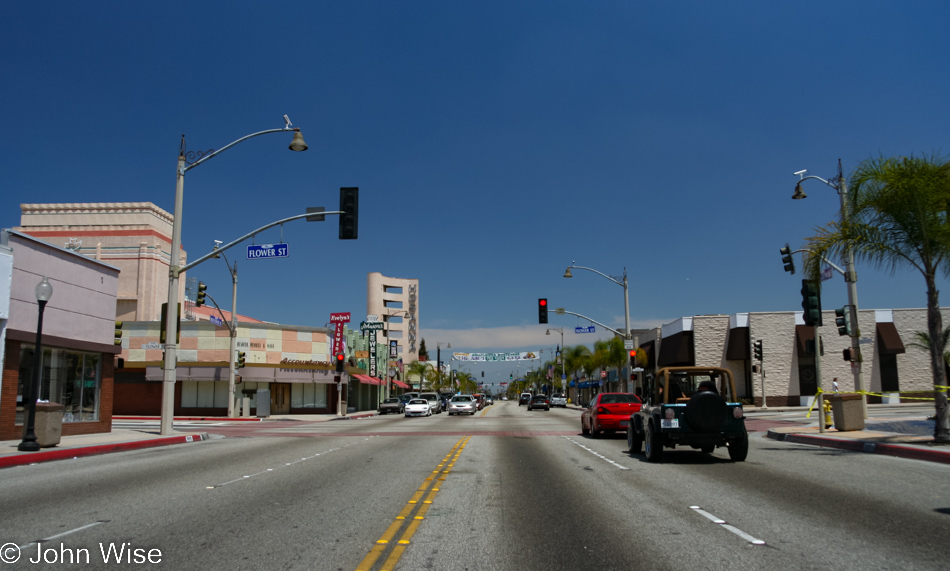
[420,319,668,352]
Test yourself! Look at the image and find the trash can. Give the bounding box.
[825,393,865,431]
[256,389,270,418]
[34,401,65,447]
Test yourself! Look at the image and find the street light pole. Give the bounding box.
[19,277,53,452]
[794,161,866,419]
[161,117,307,435]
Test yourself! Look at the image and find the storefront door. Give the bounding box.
[271,384,291,414]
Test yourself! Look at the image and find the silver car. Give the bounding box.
[420,392,442,414]
[448,395,477,415]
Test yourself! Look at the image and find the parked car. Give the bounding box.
[519,392,532,406]
[420,392,442,414]
[404,398,432,417]
[527,394,551,411]
[550,393,567,408]
[581,393,642,438]
[377,397,405,415]
[629,366,748,462]
[473,394,485,410]
[448,395,477,415]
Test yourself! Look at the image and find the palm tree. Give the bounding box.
[590,339,612,397]
[607,336,629,392]
[563,344,591,403]
[803,154,950,442]
[405,360,430,392]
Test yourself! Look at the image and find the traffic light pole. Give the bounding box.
[815,323,825,434]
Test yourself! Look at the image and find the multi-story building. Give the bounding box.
[367,272,420,368]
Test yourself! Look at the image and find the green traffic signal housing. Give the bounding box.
[835,306,853,336]
[753,340,763,360]
[780,243,795,274]
[114,320,123,346]
[237,351,246,369]
[800,279,822,326]
[195,282,207,307]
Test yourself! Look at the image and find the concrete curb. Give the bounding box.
[766,429,950,465]
[0,433,211,470]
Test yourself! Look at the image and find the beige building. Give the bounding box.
[367,273,420,365]
[16,203,186,322]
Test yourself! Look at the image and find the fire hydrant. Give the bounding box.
[823,399,833,429]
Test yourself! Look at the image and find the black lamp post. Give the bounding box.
[19,277,53,452]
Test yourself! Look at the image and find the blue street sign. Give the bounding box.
[575,326,596,334]
[247,243,289,259]
[210,315,223,327]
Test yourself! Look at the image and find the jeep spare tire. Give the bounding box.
[686,391,728,433]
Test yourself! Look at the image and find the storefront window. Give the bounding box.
[291,383,328,408]
[17,345,101,423]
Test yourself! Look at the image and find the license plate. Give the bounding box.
[661,419,679,429]
[620,420,629,427]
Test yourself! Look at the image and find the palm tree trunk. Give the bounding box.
[925,272,950,442]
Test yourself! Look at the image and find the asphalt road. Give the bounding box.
[1,402,947,570]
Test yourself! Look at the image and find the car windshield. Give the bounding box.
[531,395,546,401]
[384,398,399,403]
[409,399,427,405]
[598,394,641,404]
[451,396,473,402]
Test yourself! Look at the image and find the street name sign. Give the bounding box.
[247,243,289,259]
[575,326,596,334]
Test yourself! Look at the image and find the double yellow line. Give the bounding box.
[355,436,471,571]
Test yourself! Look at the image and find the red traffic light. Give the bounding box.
[335,353,345,372]
[539,299,547,306]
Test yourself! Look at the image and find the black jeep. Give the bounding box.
[628,366,748,462]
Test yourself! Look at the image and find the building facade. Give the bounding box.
[0,230,120,440]
[16,202,186,322]
[367,272,420,366]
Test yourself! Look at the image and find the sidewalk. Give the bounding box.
[0,411,377,470]
[765,419,950,465]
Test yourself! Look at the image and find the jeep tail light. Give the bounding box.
[733,406,744,419]
[664,408,675,420]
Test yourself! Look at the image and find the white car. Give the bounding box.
[404,398,432,417]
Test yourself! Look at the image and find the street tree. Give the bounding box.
[803,154,950,442]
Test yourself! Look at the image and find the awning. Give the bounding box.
[726,327,750,360]
[392,379,410,389]
[657,331,694,367]
[877,323,906,355]
[145,366,341,384]
[353,374,382,385]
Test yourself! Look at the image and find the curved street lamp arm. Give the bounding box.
[553,308,624,337]
[181,125,300,174]
[568,263,624,287]
[179,210,342,274]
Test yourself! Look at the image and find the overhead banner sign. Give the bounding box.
[452,352,540,362]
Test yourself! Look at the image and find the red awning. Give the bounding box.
[354,374,381,385]
[392,379,409,389]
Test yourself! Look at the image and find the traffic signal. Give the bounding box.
[335,353,345,373]
[629,349,637,366]
[160,302,181,344]
[195,282,207,307]
[114,320,123,346]
[842,347,854,361]
[753,340,763,361]
[538,298,548,324]
[801,279,822,326]
[237,351,246,369]
[835,306,853,336]
[780,243,795,274]
[339,187,359,240]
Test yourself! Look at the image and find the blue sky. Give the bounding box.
[3,1,949,388]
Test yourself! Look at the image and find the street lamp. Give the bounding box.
[546,327,564,394]
[19,277,53,452]
[436,342,451,390]
[161,116,307,435]
[564,261,635,391]
[793,161,866,419]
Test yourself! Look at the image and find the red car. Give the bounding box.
[581,393,643,438]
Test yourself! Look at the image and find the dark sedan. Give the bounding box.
[527,394,550,411]
[377,397,405,415]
